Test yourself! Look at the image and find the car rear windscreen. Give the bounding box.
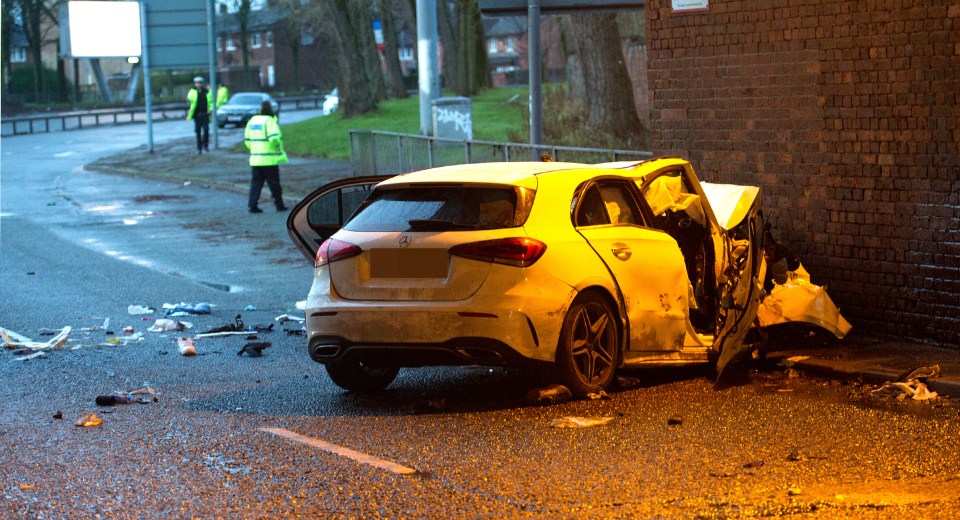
[344,186,531,232]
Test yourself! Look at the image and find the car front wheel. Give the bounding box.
[555,293,620,396]
[325,359,399,393]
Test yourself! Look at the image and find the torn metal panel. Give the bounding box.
[757,263,852,338]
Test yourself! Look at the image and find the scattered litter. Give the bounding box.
[253,323,274,333]
[526,384,573,406]
[781,356,810,368]
[127,305,155,315]
[147,319,193,332]
[122,326,135,334]
[275,314,305,323]
[78,318,110,333]
[787,486,802,496]
[295,301,306,310]
[163,302,212,316]
[245,305,256,311]
[872,364,941,401]
[177,337,197,356]
[587,390,611,400]
[897,365,941,382]
[743,460,765,469]
[75,413,103,427]
[195,330,256,338]
[13,351,46,362]
[786,449,808,462]
[53,411,63,419]
[19,484,35,491]
[102,332,144,346]
[2,326,71,351]
[549,416,614,429]
[201,315,246,334]
[667,416,683,425]
[96,387,156,406]
[284,328,305,336]
[238,342,271,357]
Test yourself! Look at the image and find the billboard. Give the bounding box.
[61,1,143,58]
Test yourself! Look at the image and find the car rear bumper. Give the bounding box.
[304,271,578,367]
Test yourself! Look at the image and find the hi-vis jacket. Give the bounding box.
[216,85,229,108]
[186,87,213,120]
[244,115,288,167]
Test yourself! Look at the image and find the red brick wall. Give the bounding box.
[645,0,960,345]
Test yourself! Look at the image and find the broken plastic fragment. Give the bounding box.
[177,337,196,356]
[238,342,271,357]
[274,314,305,323]
[147,319,193,332]
[127,305,155,315]
[75,413,103,427]
[2,326,71,351]
[162,302,212,316]
[550,416,614,429]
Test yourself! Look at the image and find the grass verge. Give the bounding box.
[280,87,529,160]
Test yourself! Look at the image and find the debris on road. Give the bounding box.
[238,342,271,357]
[13,351,46,362]
[103,332,144,346]
[587,390,611,400]
[147,319,193,332]
[667,416,683,425]
[872,364,941,401]
[275,314,305,323]
[127,305,155,315]
[526,384,573,406]
[75,413,103,427]
[163,302,212,316]
[96,386,157,406]
[245,305,256,311]
[549,416,614,428]
[2,326,71,351]
[177,337,197,356]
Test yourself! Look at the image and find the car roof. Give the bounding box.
[379,161,624,190]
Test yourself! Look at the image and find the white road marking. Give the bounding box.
[259,427,418,475]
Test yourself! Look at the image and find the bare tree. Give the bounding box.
[226,0,253,88]
[1,0,14,97]
[568,13,642,146]
[322,0,385,116]
[437,1,489,96]
[15,0,53,101]
[269,0,310,90]
[378,0,406,98]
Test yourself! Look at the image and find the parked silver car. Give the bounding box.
[216,92,280,128]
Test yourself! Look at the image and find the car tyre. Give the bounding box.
[325,360,399,393]
[555,292,621,397]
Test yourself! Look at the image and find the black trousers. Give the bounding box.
[249,165,283,209]
[193,113,209,150]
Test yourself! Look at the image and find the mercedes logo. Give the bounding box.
[398,235,412,248]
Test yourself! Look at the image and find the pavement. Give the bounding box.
[85,134,960,399]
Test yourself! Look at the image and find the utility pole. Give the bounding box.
[416,0,439,136]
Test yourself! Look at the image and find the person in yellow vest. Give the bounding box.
[186,76,213,154]
[243,101,288,213]
[217,83,229,108]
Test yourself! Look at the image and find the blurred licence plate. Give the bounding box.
[228,115,243,121]
[370,249,448,278]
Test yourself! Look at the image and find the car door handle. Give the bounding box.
[611,243,632,261]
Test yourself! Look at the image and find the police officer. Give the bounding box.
[186,76,213,153]
[217,82,229,108]
[243,100,288,213]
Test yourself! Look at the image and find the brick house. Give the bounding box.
[644,0,959,345]
[483,16,565,86]
[216,9,334,92]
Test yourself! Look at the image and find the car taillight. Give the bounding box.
[316,238,362,268]
[449,238,547,267]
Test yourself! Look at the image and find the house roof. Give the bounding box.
[217,8,286,34]
[482,16,526,38]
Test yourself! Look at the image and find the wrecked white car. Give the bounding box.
[287,158,766,395]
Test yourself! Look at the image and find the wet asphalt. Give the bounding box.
[1,120,959,518]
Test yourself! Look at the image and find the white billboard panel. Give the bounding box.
[67,1,142,58]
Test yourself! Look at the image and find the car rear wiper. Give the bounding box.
[407,219,478,231]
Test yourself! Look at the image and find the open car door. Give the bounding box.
[286,176,391,262]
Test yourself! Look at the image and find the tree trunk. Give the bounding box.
[436,0,460,93]
[568,13,642,145]
[559,16,584,100]
[379,0,407,99]
[351,0,385,103]
[239,0,251,88]
[459,0,489,95]
[329,0,379,117]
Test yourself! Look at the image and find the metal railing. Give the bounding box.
[0,95,326,137]
[350,130,654,176]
